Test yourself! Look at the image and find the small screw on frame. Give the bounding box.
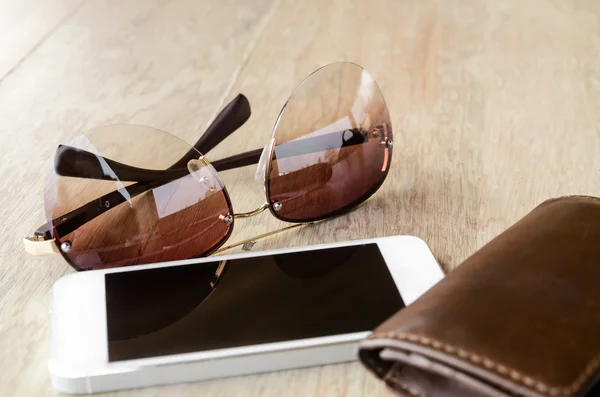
[60,241,72,252]
[223,214,233,225]
[272,201,282,212]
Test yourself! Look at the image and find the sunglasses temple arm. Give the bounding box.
[213,128,372,171]
[54,127,369,182]
[54,144,265,184]
[37,148,265,238]
[170,94,251,168]
[35,179,166,239]
[52,94,253,183]
[34,148,263,240]
[211,148,263,171]
[54,145,191,182]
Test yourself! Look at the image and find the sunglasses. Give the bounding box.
[24,62,393,271]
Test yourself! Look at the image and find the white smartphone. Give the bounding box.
[49,235,444,394]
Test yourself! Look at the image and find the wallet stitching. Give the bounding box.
[369,332,598,397]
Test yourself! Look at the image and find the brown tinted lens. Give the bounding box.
[267,62,392,222]
[44,125,233,271]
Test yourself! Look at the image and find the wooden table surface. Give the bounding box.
[2,0,600,395]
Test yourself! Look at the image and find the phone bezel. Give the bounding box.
[49,235,443,379]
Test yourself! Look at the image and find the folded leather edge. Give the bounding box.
[379,348,514,397]
[361,331,600,397]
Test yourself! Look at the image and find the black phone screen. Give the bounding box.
[106,243,404,362]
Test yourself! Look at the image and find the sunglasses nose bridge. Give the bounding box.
[233,203,270,219]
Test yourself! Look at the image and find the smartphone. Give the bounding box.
[49,235,444,394]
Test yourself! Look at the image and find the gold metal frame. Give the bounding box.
[233,203,269,219]
[23,236,60,255]
[214,224,305,254]
[214,199,370,255]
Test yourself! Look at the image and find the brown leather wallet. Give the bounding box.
[359,196,600,397]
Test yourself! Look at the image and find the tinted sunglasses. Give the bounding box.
[24,62,393,271]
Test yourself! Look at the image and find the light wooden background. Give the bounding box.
[2,0,600,395]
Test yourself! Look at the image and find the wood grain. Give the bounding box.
[2,0,600,395]
[0,0,84,81]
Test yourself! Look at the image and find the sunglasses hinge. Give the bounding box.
[23,236,60,256]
